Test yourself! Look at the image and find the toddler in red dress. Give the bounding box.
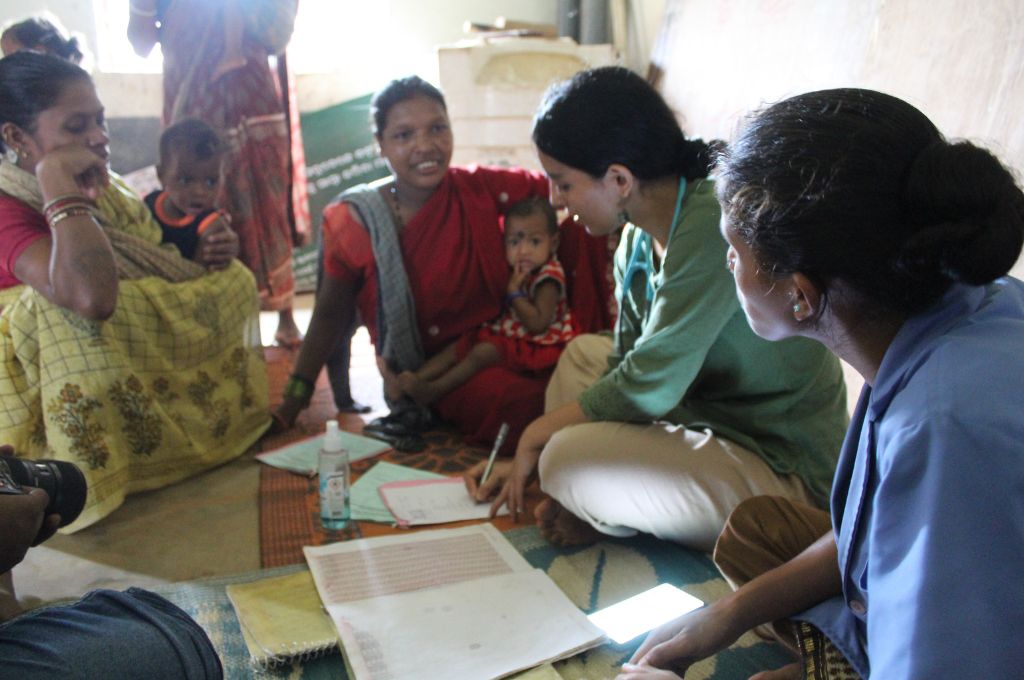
[398,197,576,406]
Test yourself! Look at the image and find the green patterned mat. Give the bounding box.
[155,526,791,679]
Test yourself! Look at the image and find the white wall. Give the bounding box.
[1,0,562,116]
[655,0,1024,281]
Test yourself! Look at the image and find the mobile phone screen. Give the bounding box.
[586,583,704,644]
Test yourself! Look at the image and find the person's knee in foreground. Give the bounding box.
[465,66,848,551]
[617,88,1024,680]
[0,445,222,679]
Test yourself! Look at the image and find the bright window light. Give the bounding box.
[93,0,163,73]
[92,0,390,75]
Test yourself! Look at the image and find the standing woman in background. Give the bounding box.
[128,0,306,347]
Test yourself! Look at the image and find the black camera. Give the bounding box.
[0,454,87,527]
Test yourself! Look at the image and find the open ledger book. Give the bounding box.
[303,524,605,680]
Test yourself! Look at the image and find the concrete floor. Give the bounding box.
[11,295,387,609]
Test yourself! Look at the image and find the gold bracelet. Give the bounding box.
[48,207,96,228]
[42,194,91,213]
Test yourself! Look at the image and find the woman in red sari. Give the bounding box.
[274,76,613,454]
[128,0,304,346]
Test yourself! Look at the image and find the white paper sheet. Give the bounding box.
[330,569,604,680]
[349,461,445,523]
[303,526,603,679]
[303,524,531,606]
[377,477,509,526]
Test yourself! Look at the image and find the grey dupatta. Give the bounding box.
[338,182,425,407]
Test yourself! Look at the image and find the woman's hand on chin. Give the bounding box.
[35,146,110,202]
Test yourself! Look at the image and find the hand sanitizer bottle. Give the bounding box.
[319,420,350,530]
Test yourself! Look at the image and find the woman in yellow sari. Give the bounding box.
[0,51,269,531]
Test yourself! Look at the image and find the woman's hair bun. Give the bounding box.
[898,140,1024,291]
[677,137,721,182]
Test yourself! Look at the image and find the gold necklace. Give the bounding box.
[388,183,404,231]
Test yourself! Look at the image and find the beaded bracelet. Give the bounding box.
[283,374,315,404]
[505,291,528,305]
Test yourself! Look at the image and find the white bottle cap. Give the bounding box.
[323,419,343,452]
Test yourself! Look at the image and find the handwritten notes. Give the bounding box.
[378,477,509,526]
[350,461,445,523]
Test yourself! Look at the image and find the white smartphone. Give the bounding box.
[587,583,704,644]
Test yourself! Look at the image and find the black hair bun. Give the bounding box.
[898,140,1024,292]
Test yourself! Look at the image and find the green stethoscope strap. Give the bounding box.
[623,176,687,302]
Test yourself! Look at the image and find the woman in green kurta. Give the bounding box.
[466,67,848,551]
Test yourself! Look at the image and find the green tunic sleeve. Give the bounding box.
[576,179,848,504]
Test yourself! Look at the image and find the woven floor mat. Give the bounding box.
[259,423,540,567]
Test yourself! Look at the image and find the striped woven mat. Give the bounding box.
[258,426,536,567]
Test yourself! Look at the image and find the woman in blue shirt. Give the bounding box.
[620,89,1024,679]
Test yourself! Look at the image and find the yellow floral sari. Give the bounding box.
[0,173,270,531]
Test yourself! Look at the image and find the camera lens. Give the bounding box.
[0,455,87,527]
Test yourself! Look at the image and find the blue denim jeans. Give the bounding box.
[0,588,222,679]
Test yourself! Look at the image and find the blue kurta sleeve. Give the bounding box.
[865,397,1024,678]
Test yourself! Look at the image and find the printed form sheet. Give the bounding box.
[303,524,603,680]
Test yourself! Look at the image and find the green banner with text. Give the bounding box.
[294,94,390,291]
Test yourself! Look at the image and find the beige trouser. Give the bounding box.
[540,334,815,553]
[714,495,833,650]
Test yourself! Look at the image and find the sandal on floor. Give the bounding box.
[266,411,291,436]
[362,429,427,453]
[362,407,432,452]
[335,399,373,414]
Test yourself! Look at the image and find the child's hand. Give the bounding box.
[194,215,238,269]
[507,263,530,294]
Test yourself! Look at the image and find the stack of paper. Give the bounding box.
[256,431,391,476]
[226,570,338,667]
[349,461,445,523]
[304,525,604,680]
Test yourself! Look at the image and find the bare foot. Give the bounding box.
[397,371,439,407]
[749,661,802,680]
[274,310,303,349]
[535,497,602,548]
